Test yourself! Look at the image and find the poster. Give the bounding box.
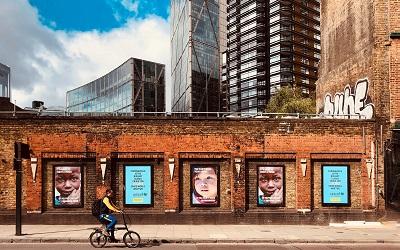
[257,166,284,206]
[190,164,219,206]
[54,166,82,207]
[322,165,350,206]
[124,165,152,206]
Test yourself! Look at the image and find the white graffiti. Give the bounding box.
[323,79,374,119]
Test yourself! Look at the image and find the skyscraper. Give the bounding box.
[226,0,320,113]
[66,58,165,114]
[171,0,226,113]
[0,63,10,98]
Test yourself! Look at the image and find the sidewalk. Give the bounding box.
[0,222,399,244]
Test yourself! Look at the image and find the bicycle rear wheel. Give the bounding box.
[89,230,107,248]
[123,231,140,248]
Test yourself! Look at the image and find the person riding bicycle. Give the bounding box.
[99,189,122,243]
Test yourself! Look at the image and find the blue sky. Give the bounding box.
[28,0,170,31]
[0,0,171,109]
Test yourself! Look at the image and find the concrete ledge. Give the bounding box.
[2,237,400,244]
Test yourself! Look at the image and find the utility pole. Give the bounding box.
[14,142,29,236]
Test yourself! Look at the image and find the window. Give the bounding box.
[240,2,256,14]
[270,24,280,34]
[229,78,237,86]
[241,51,256,61]
[270,84,281,94]
[240,40,256,51]
[270,14,280,23]
[229,69,237,77]
[270,44,280,53]
[270,54,280,63]
[241,21,256,32]
[301,57,309,65]
[241,79,257,89]
[240,60,256,71]
[270,74,280,84]
[228,16,236,24]
[270,64,280,74]
[301,67,309,75]
[241,69,257,79]
[270,34,280,43]
[270,4,279,14]
[240,31,256,42]
[241,12,256,23]
[241,89,257,98]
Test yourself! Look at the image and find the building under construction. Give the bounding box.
[66,58,165,114]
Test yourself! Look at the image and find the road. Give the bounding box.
[1,243,400,250]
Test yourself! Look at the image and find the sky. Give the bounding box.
[0,0,171,110]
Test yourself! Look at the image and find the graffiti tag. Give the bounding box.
[323,79,374,119]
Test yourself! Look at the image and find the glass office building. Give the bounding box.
[226,0,320,113]
[66,58,165,114]
[0,63,10,98]
[171,0,226,113]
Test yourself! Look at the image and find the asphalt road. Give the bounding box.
[1,243,400,250]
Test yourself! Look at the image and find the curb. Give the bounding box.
[1,238,400,244]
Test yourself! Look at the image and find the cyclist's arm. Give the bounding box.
[103,197,121,213]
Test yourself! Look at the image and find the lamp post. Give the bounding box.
[14,142,29,236]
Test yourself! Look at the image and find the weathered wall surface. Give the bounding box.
[316,0,374,115]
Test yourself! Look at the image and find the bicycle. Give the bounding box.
[89,212,140,248]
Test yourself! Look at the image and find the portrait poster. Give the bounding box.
[190,164,220,207]
[322,165,350,206]
[257,166,285,207]
[53,165,83,208]
[124,165,153,206]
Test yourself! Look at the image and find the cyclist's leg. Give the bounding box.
[106,214,117,240]
[98,215,107,229]
[99,214,113,236]
[101,214,116,231]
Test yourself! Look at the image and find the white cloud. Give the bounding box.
[0,0,171,111]
[121,0,139,14]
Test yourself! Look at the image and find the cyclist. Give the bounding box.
[99,189,122,243]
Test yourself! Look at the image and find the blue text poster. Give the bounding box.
[124,165,152,205]
[322,166,349,205]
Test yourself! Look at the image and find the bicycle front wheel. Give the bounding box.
[123,231,140,248]
[89,230,107,248]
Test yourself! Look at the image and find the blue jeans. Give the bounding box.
[99,214,117,232]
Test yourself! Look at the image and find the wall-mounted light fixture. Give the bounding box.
[168,158,175,182]
[100,158,107,183]
[300,159,307,177]
[30,158,37,182]
[234,158,241,178]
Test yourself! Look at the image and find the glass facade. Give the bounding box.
[0,63,10,98]
[226,0,320,113]
[66,58,165,114]
[171,0,223,112]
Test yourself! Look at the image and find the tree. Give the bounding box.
[265,86,316,114]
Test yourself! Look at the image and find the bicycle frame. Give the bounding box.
[115,213,130,232]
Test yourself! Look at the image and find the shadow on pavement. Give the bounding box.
[23,228,94,236]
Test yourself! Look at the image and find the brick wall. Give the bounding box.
[390,37,400,123]
[0,116,379,224]
[316,0,400,212]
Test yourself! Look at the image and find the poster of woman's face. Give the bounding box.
[190,164,219,206]
[257,166,284,206]
[54,166,82,207]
